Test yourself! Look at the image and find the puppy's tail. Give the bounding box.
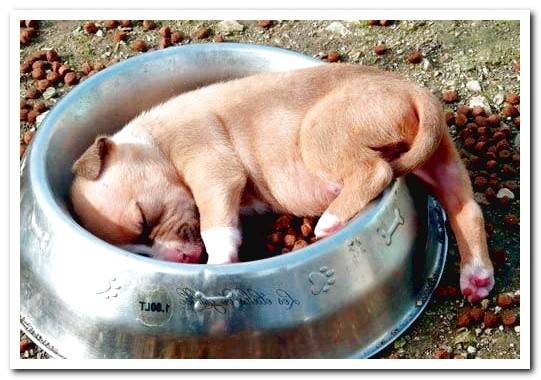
[389,89,445,177]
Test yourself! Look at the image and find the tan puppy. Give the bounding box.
[71,64,494,302]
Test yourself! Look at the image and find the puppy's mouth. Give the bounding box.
[121,242,204,264]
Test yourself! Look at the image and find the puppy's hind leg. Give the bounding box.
[414,133,494,303]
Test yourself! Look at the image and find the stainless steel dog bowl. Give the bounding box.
[20,43,448,359]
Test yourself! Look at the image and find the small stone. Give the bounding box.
[96,29,104,37]
[493,92,505,106]
[496,188,515,200]
[466,346,477,355]
[514,326,520,333]
[325,21,350,36]
[216,20,244,35]
[475,328,483,336]
[469,95,491,111]
[466,80,482,92]
[42,86,56,100]
[480,299,490,310]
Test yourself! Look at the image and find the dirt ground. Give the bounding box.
[19,20,521,359]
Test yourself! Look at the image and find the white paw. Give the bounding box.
[314,211,343,238]
[460,261,495,303]
[201,227,241,265]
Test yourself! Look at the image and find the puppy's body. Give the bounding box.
[71,64,494,302]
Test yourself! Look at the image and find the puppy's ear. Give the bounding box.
[72,136,114,180]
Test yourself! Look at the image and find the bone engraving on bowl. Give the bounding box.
[377,208,404,245]
[176,287,300,314]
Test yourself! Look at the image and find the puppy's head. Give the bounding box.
[70,135,203,263]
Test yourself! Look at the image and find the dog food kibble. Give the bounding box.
[20,108,29,121]
[113,30,127,42]
[51,61,62,73]
[485,160,497,172]
[300,223,313,238]
[457,309,471,327]
[58,64,71,77]
[257,20,273,28]
[213,34,225,43]
[20,29,33,44]
[142,20,156,30]
[326,51,341,63]
[498,149,511,160]
[374,44,387,55]
[46,49,59,62]
[81,62,93,75]
[64,72,78,85]
[483,312,500,328]
[37,79,50,91]
[159,25,171,38]
[31,68,45,80]
[104,20,118,29]
[268,232,282,245]
[495,139,510,151]
[513,116,520,127]
[463,137,475,149]
[159,37,171,49]
[292,239,308,251]
[455,113,467,128]
[46,71,60,84]
[503,214,519,226]
[20,339,33,353]
[32,60,47,71]
[23,130,35,145]
[501,310,517,327]
[83,22,98,34]
[501,105,519,117]
[445,112,454,126]
[473,176,487,190]
[171,32,184,44]
[486,114,500,126]
[194,26,211,39]
[27,110,39,123]
[442,90,458,104]
[490,247,507,265]
[505,93,520,105]
[120,20,132,27]
[33,102,47,113]
[283,234,296,249]
[406,51,422,64]
[474,116,487,127]
[433,348,450,359]
[25,87,40,99]
[472,106,486,117]
[469,307,485,322]
[20,63,31,74]
[20,99,28,109]
[496,293,513,309]
[132,39,147,52]
[457,105,471,116]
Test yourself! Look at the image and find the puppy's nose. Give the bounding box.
[152,240,203,263]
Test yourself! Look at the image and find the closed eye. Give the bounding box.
[135,202,152,245]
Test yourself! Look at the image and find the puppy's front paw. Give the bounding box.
[314,211,343,238]
[460,261,494,303]
[201,226,241,265]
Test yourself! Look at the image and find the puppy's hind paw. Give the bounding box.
[460,262,495,303]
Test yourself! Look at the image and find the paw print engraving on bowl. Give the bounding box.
[96,277,122,300]
[309,266,336,295]
[377,207,404,245]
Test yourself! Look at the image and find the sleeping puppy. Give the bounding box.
[70,64,494,302]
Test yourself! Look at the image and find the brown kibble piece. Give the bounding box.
[496,139,510,151]
[159,25,171,38]
[455,113,467,127]
[159,37,171,49]
[283,234,296,249]
[120,20,132,27]
[27,110,38,123]
[274,215,292,230]
[457,310,471,327]
[474,141,486,152]
[46,71,59,84]
[142,20,156,30]
[445,112,454,126]
[496,293,513,309]
[505,93,520,105]
[20,63,31,74]
[46,49,59,62]
[20,108,29,121]
[51,61,62,73]
[472,106,486,117]
[257,20,273,28]
[474,116,487,127]
[37,79,50,91]
[469,307,484,322]
[483,312,500,328]
[457,105,471,116]
[492,131,506,141]
[374,44,387,55]
[32,60,47,71]
[486,114,500,126]
[406,50,422,64]
[104,20,118,29]
[84,21,98,34]
[491,248,507,265]
[81,62,93,75]
[171,32,184,44]
[113,31,127,42]
[326,51,340,63]
[214,34,225,43]
[513,117,520,128]
[433,348,450,359]
[501,310,517,327]
[33,102,47,113]
[442,90,458,103]
[132,39,147,52]
[58,64,71,77]
[265,244,275,254]
[268,232,282,245]
[501,105,519,117]
[463,137,475,148]
[20,339,33,353]
[502,180,518,191]
[292,239,308,251]
[31,68,45,80]
[300,223,312,238]
[503,214,519,226]
[498,150,511,160]
[26,87,39,99]
[23,130,35,145]
[194,26,211,39]
[20,99,28,109]
[20,29,32,44]
[473,176,487,190]
[379,20,392,26]
[485,160,497,172]
[64,72,78,85]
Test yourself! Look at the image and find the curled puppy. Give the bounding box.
[70,64,494,302]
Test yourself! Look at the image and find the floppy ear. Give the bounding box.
[72,136,114,180]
